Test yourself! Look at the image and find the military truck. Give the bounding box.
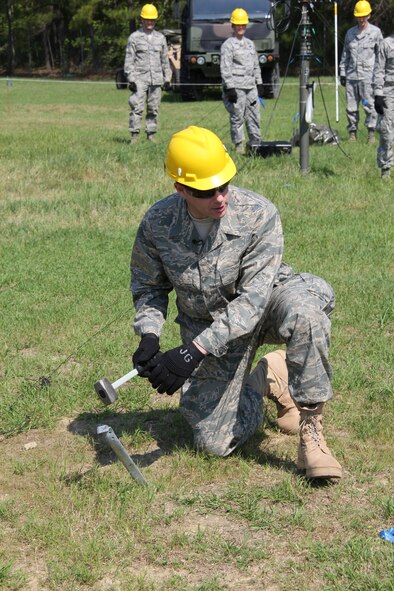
[179,0,280,101]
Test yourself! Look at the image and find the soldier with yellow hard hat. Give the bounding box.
[339,1,383,143]
[124,4,171,144]
[220,8,264,153]
[130,126,343,480]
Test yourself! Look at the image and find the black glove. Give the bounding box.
[340,76,346,87]
[374,95,387,115]
[129,81,137,92]
[225,88,237,104]
[163,81,171,91]
[148,342,205,395]
[257,83,264,98]
[132,333,160,377]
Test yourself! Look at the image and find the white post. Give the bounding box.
[334,1,339,122]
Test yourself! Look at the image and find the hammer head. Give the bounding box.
[94,378,118,405]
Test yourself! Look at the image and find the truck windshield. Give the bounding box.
[191,0,271,20]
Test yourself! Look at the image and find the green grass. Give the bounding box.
[0,76,393,590]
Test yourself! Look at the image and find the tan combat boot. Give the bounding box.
[264,350,300,434]
[297,403,342,479]
[367,129,375,144]
[349,131,357,142]
[235,142,245,154]
[248,350,300,435]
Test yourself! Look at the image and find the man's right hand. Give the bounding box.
[129,81,137,92]
[374,95,387,115]
[132,333,160,376]
[340,76,346,87]
[225,88,237,103]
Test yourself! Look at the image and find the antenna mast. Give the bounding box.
[299,0,313,175]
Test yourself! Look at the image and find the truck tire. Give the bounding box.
[262,63,280,99]
[172,68,181,93]
[115,69,128,90]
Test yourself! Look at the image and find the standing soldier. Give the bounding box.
[373,34,394,179]
[339,0,383,143]
[124,4,171,144]
[220,8,264,154]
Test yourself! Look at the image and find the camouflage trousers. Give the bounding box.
[179,272,335,457]
[128,80,162,135]
[222,87,261,145]
[345,79,377,132]
[376,86,394,171]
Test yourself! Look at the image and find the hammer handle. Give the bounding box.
[112,368,138,389]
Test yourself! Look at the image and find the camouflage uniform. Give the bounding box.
[124,29,171,135]
[220,36,262,145]
[131,187,335,456]
[340,23,383,133]
[373,35,394,172]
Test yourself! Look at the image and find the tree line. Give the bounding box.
[1,0,393,77]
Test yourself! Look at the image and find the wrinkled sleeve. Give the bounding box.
[253,45,262,85]
[124,36,136,82]
[195,204,283,356]
[339,33,349,77]
[161,37,172,83]
[220,40,234,89]
[130,215,173,337]
[373,40,385,95]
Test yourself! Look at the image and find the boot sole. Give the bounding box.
[305,466,342,479]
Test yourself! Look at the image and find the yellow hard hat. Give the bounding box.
[230,8,249,25]
[165,126,237,191]
[354,0,372,17]
[140,4,158,19]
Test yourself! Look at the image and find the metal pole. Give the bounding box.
[97,424,148,486]
[334,2,339,122]
[299,1,313,175]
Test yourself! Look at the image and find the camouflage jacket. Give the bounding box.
[340,23,383,80]
[131,186,287,357]
[220,36,262,90]
[124,29,171,85]
[373,35,394,95]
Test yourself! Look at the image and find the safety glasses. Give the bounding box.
[184,182,230,199]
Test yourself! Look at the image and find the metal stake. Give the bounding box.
[97,424,148,486]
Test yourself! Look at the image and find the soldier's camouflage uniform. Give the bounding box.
[373,35,394,173]
[124,29,171,136]
[220,36,262,145]
[340,22,383,133]
[131,187,335,456]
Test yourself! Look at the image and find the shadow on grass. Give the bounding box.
[68,407,192,469]
[67,407,304,478]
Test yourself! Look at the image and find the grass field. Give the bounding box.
[0,76,393,591]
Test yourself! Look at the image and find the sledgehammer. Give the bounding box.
[94,368,139,405]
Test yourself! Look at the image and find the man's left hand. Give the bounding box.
[148,343,205,395]
[257,84,265,98]
[163,81,171,91]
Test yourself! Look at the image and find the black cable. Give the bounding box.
[316,69,352,160]
[261,16,302,141]
[24,304,132,388]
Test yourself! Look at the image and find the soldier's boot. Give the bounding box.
[349,131,357,142]
[264,350,300,435]
[297,403,342,479]
[146,133,157,143]
[248,350,300,435]
[130,133,139,145]
[235,142,245,154]
[381,168,391,179]
[367,129,375,144]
